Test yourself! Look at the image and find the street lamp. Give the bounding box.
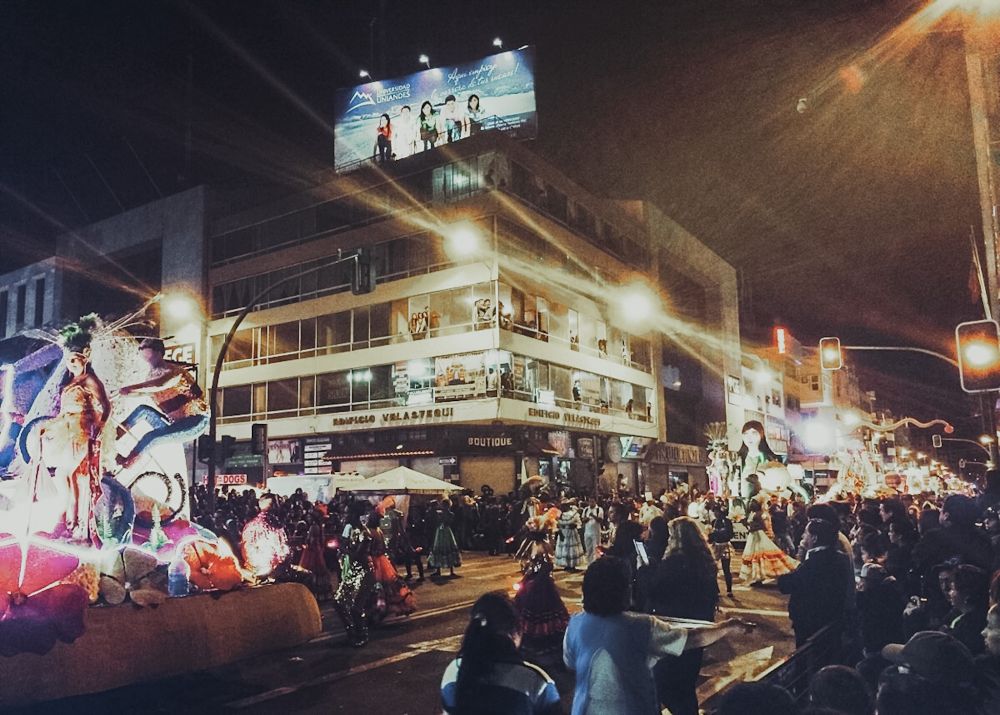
[981,434,995,444]
[359,69,370,79]
[443,221,484,259]
[492,37,503,49]
[614,281,660,330]
[161,293,198,321]
[418,54,430,68]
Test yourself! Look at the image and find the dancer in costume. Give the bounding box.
[554,501,585,571]
[581,497,604,564]
[36,316,111,543]
[333,501,376,647]
[428,498,462,577]
[709,503,735,597]
[513,516,569,645]
[298,523,332,599]
[739,499,798,585]
[380,497,424,580]
[116,338,208,471]
[370,520,416,617]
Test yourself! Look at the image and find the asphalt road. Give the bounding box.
[17,552,795,715]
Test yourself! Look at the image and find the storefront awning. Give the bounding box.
[323,449,434,461]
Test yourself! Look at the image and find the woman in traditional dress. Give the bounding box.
[554,501,585,571]
[37,317,111,543]
[333,501,376,647]
[513,517,569,646]
[369,519,416,617]
[298,523,332,599]
[428,498,461,578]
[581,497,604,563]
[739,498,798,585]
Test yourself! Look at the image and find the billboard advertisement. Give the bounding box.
[333,47,537,172]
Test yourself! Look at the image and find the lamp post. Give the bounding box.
[205,253,365,511]
[418,54,430,69]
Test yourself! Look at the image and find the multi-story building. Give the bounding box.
[208,132,664,495]
[0,131,741,497]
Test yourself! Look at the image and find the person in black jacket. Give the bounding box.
[708,504,735,597]
[643,516,719,715]
[779,518,854,646]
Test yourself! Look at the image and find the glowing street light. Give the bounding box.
[615,281,660,330]
[842,412,861,427]
[981,434,995,445]
[418,54,430,68]
[492,37,503,49]
[161,293,199,321]
[359,69,370,79]
[443,221,484,259]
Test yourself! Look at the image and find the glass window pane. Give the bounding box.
[317,371,351,405]
[318,311,351,353]
[299,376,315,409]
[267,378,299,414]
[431,286,472,337]
[270,322,299,362]
[352,306,370,347]
[221,385,252,417]
[370,365,393,402]
[369,302,391,343]
[227,329,254,366]
[300,318,316,352]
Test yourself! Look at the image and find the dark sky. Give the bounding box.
[0,0,987,424]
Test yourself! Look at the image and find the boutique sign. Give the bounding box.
[333,47,537,172]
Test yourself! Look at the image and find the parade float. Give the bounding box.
[0,312,320,708]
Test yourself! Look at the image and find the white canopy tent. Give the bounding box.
[343,466,463,495]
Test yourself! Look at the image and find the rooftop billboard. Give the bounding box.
[333,47,537,172]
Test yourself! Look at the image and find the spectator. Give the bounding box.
[886,518,918,587]
[976,604,1000,708]
[644,516,668,563]
[562,556,748,715]
[913,495,991,576]
[857,562,905,657]
[977,468,1000,514]
[808,665,872,715]
[942,564,990,655]
[879,631,981,714]
[440,591,560,714]
[779,518,854,646]
[714,681,798,715]
[643,517,719,715]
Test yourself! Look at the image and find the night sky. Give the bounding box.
[0,0,987,425]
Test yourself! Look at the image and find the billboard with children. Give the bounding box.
[333,47,537,172]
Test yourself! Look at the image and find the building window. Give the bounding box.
[221,385,253,417]
[14,285,26,328]
[33,277,45,327]
[267,378,299,415]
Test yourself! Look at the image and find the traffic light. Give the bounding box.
[220,435,236,463]
[932,434,943,449]
[197,434,213,464]
[819,337,843,370]
[351,248,376,295]
[956,319,1000,393]
[251,423,268,455]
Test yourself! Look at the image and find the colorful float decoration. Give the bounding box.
[0,310,249,657]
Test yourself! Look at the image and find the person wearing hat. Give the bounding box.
[857,561,905,658]
[879,631,983,713]
[116,337,208,470]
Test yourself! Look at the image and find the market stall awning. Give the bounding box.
[341,466,463,495]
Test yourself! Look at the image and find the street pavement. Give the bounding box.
[18,552,795,714]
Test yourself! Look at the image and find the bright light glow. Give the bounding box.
[162,293,198,321]
[842,412,861,427]
[822,347,840,364]
[492,37,503,48]
[775,327,787,354]
[752,369,774,387]
[981,434,995,444]
[352,369,372,383]
[615,281,660,329]
[917,452,926,460]
[964,341,997,367]
[418,53,430,66]
[802,420,835,452]
[443,221,483,259]
[407,360,429,377]
[359,69,370,79]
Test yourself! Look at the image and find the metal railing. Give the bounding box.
[754,624,842,702]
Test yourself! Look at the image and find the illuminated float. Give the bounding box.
[0,311,320,708]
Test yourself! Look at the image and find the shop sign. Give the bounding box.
[381,407,455,424]
[467,435,514,449]
[527,406,602,429]
[576,437,595,459]
[645,442,706,466]
[164,342,195,364]
[218,473,248,486]
[439,456,458,465]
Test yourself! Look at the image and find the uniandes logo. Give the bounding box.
[468,436,513,448]
[564,413,601,428]
[528,408,560,420]
[381,407,454,424]
[331,414,376,426]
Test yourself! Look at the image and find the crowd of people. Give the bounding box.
[190,471,1000,713]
